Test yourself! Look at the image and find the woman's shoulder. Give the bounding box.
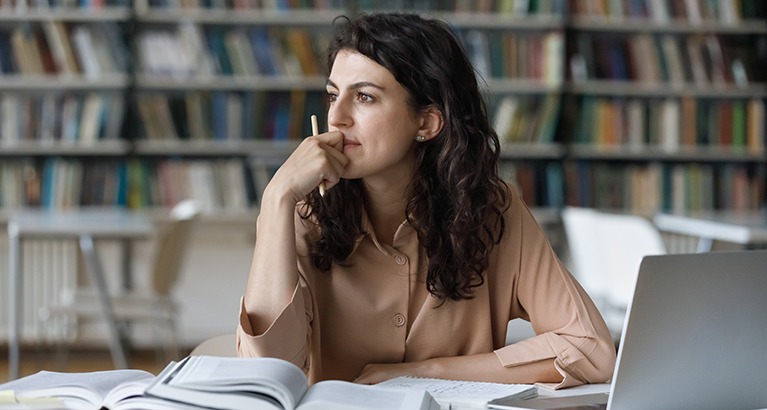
[498,181,539,231]
[499,181,522,214]
[502,181,520,199]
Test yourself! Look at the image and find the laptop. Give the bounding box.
[501,249,767,410]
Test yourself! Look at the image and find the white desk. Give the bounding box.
[7,209,153,380]
[653,210,767,252]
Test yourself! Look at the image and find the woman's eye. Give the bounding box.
[327,92,338,103]
[357,92,374,103]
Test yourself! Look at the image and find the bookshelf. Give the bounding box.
[127,2,339,213]
[0,0,764,218]
[0,2,131,211]
[438,4,568,209]
[562,0,767,215]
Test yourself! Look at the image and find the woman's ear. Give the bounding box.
[417,106,444,141]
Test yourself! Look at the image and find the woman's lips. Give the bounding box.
[343,139,361,149]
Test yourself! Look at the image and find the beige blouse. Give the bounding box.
[237,186,616,389]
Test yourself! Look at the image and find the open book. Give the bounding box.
[0,368,198,410]
[145,355,439,410]
[376,376,537,410]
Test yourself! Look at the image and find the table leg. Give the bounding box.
[119,239,133,350]
[78,235,128,369]
[8,224,20,380]
[121,240,132,291]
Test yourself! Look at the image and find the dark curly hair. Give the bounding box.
[300,12,510,300]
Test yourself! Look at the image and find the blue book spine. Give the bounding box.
[211,92,228,141]
[206,28,232,75]
[241,92,255,140]
[249,28,277,75]
[0,31,17,73]
[576,161,592,207]
[546,162,564,208]
[41,158,58,209]
[115,161,127,207]
[273,93,291,140]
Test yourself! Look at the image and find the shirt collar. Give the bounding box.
[355,207,414,256]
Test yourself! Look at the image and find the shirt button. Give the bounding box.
[395,255,407,265]
[393,313,406,327]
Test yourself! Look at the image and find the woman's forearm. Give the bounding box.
[355,352,561,385]
[424,353,561,384]
[243,129,347,334]
[243,186,301,335]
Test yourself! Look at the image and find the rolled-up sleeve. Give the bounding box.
[493,188,616,389]
[495,332,614,389]
[236,282,312,372]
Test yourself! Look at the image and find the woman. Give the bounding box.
[237,12,615,389]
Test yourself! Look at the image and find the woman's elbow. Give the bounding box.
[589,336,617,383]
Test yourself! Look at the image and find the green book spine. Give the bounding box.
[732,99,746,150]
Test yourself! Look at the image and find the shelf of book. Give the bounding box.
[0,4,132,212]
[567,0,764,25]
[569,145,765,162]
[1,0,763,216]
[569,33,762,87]
[564,160,765,214]
[0,75,129,91]
[568,17,767,34]
[500,143,567,159]
[484,79,562,94]
[123,3,569,213]
[134,76,327,91]
[561,0,766,213]
[133,139,299,157]
[123,157,257,212]
[0,140,130,156]
[0,7,131,22]
[433,12,565,29]
[134,7,346,25]
[566,81,767,98]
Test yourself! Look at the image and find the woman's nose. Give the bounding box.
[327,96,352,129]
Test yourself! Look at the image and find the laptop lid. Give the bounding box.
[607,249,767,410]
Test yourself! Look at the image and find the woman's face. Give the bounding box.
[326,49,422,182]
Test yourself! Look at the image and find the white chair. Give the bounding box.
[561,207,666,340]
[45,200,201,363]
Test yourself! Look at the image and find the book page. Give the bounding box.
[102,378,156,409]
[376,376,536,408]
[298,380,437,410]
[0,369,154,410]
[108,379,210,410]
[158,356,307,410]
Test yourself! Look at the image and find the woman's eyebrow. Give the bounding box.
[326,79,385,91]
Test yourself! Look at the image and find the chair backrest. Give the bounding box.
[595,211,666,307]
[561,207,667,309]
[190,333,237,357]
[561,207,610,301]
[151,199,201,295]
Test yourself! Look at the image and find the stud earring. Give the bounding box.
[416,135,426,142]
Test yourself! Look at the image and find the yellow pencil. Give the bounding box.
[311,115,326,197]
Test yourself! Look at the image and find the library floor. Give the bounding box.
[0,346,188,384]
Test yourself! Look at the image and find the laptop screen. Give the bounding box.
[607,250,767,410]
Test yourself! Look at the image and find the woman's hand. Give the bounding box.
[265,131,347,204]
